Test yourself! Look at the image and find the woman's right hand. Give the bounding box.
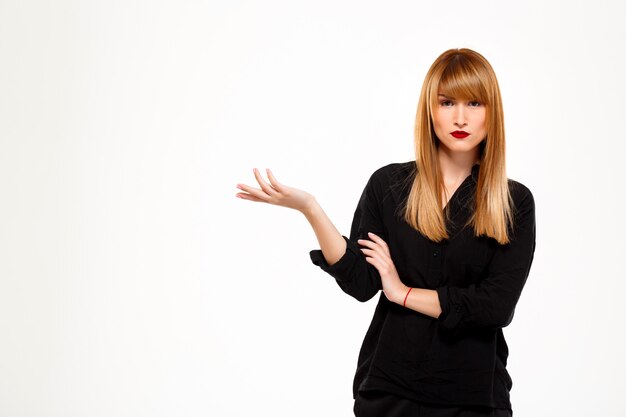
[236,168,316,213]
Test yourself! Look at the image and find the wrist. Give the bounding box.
[398,285,411,306]
[301,197,320,218]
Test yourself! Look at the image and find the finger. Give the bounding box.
[367,232,390,255]
[360,243,393,269]
[363,255,391,277]
[265,168,284,193]
[366,232,387,247]
[357,238,376,248]
[362,251,394,277]
[360,247,376,257]
[253,168,278,196]
[236,183,271,202]
[236,192,267,203]
[363,253,380,268]
[358,238,387,259]
[360,248,386,265]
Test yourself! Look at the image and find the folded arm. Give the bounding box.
[396,185,536,336]
[435,186,536,332]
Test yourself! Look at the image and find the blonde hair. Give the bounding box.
[403,48,513,244]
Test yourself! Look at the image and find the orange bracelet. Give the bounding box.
[403,287,413,307]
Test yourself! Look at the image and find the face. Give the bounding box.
[432,93,487,157]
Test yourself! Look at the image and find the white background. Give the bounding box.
[1,1,625,416]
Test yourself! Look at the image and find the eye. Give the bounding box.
[468,101,482,107]
[440,100,453,107]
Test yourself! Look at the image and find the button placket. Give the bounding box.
[433,241,450,287]
[426,243,445,288]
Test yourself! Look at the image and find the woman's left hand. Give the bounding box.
[358,232,409,305]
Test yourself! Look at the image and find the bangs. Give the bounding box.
[435,56,490,104]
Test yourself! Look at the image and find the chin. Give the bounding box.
[442,141,481,153]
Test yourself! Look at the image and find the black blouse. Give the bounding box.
[309,161,536,409]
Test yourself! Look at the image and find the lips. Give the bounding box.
[451,130,470,139]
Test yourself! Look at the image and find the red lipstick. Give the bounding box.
[451,130,469,139]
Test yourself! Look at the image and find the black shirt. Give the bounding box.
[309,161,536,409]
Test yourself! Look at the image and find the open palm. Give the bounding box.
[236,168,314,213]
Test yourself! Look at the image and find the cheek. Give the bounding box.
[432,108,444,123]
[477,110,487,127]
[432,113,446,132]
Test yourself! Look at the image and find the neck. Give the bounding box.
[437,147,479,182]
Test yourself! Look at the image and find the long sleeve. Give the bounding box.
[309,170,387,302]
[436,184,536,332]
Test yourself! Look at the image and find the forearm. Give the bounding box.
[302,198,346,266]
[400,287,442,319]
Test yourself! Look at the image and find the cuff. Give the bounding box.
[436,286,462,330]
[309,235,359,282]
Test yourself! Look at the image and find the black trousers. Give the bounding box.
[354,390,513,417]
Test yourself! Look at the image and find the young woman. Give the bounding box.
[235,48,536,417]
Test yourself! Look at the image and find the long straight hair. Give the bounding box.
[403,48,513,245]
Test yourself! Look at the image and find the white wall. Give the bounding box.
[1,1,624,416]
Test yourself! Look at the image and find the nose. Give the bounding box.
[454,105,467,128]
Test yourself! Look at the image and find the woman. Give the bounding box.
[235,48,536,417]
